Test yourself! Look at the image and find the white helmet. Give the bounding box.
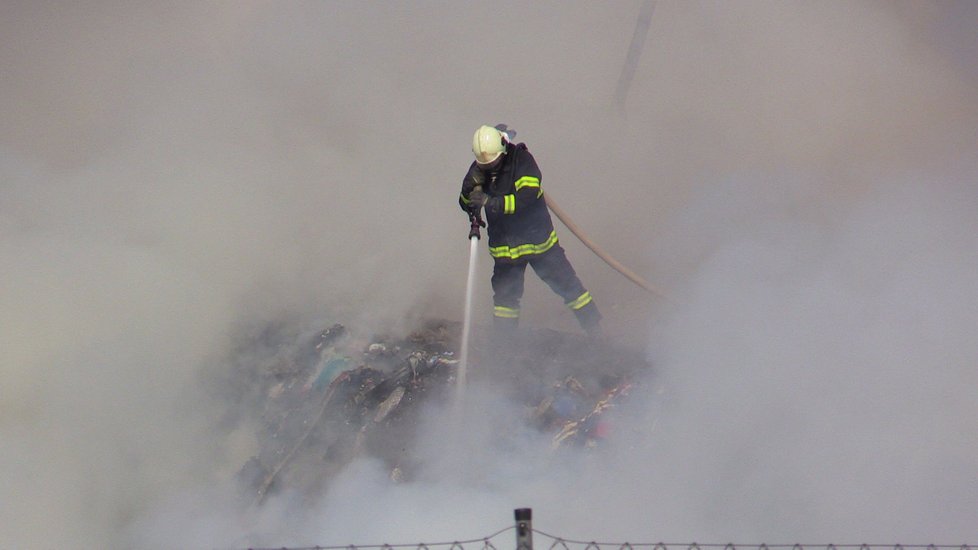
[472,125,507,166]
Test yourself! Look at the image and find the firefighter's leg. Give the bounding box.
[490,259,527,347]
[530,245,603,335]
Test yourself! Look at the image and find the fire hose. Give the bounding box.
[545,193,668,301]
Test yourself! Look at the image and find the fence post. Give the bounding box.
[515,508,533,550]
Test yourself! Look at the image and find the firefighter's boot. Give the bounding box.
[490,315,519,354]
[574,301,604,345]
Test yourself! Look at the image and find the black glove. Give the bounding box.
[462,166,485,196]
[468,188,487,209]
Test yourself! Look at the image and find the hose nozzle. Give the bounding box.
[467,184,485,240]
[468,212,485,240]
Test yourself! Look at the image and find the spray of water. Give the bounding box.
[456,234,480,401]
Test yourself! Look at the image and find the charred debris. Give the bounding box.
[227,319,653,505]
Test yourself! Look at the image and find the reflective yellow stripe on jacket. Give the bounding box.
[514,176,542,196]
[488,230,558,260]
[502,177,543,215]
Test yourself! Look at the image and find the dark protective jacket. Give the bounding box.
[459,142,558,262]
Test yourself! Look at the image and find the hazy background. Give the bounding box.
[2,1,976,547]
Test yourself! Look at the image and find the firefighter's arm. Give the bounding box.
[485,173,542,216]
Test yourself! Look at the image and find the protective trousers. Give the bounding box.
[490,244,601,340]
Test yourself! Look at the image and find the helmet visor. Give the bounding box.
[476,152,504,171]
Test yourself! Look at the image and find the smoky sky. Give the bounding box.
[1,1,976,548]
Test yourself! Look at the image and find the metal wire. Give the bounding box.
[237,525,971,550]
[243,526,514,550]
[529,531,971,550]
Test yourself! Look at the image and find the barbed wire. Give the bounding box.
[239,525,971,550]
[531,532,971,550]
[243,525,513,550]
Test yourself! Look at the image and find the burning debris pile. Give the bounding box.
[229,319,653,505]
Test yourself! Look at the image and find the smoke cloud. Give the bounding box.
[1,1,976,548]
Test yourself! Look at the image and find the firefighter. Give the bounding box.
[459,124,603,344]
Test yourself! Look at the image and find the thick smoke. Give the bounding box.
[1,1,976,548]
